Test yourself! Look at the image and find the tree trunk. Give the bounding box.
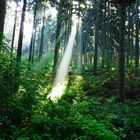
[93,1,101,75]
[102,0,106,68]
[39,6,46,60]
[31,27,37,63]
[84,39,87,64]
[118,1,126,103]
[0,0,6,49]
[53,1,63,75]
[16,0,27,63]
[93,26,98,75]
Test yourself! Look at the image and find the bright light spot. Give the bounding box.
[125,21,128,26]
[80,4,85,8]
[73,1,79,5]
[47,81,68,102]
[85,1,93,8]
[50,7,58,18]
[24,22,32,39]
[23,13,33,45]
[7,1,16,9]
[86,1,92,5]
[111,67,115,71]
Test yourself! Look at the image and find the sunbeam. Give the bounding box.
[48,16,78,102]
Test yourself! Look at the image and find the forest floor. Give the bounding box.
[0,57,140,140]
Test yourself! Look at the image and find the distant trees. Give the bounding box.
[80,0,139,102]
[0,0,57,64]
[28,0,57,63]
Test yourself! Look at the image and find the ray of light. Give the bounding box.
[47,15,78,102]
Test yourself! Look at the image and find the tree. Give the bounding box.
[118,0,136,103]
[0,0,6,49]
[16,0,27,63]
[93,1,101,75]
[39,3,46,60]
[118,1,126,103]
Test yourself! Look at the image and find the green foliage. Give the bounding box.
[0,53,140,140]
[62,75,84,103]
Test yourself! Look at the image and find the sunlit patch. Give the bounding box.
[47,81,68,102]
[75,75,83,81]
[111,67,116,71]
[18,85,26,93]
[17,85,26,99]
[49,7,58,18]
[37,85,49,96]
[80,4,85,8]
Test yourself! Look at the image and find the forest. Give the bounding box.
[0,0,140,139]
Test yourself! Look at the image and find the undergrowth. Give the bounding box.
[0,53,140,140]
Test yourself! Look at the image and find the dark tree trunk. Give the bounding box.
[93,0,101,75]
[16,0,27,63]
[84,39,87,64]
[102,0,106,68]
[118,1,126,103]
[53,6,62,75]
[31,27,37,63]
[0,0,6,49]
[93,27,98,75]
